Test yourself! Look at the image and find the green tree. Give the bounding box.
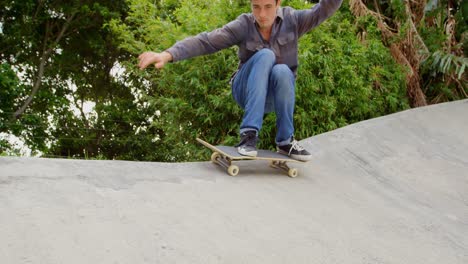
[0,63,26,153]
[0,0,154,159]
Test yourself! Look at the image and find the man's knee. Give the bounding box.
[271,64,293,78]
[270,64,294,87]
[254,49,276,64]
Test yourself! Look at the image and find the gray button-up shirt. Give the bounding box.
[166,0,342,76]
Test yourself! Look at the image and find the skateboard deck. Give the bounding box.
[196,138,305,177]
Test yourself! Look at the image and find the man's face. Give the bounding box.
[251,0,281,30]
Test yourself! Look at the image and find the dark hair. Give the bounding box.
[250,0,280,4]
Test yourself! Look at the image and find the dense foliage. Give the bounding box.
[350,0,467,105]
[0,0,464,161]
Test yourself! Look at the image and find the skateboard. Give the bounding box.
[196,138,306,177]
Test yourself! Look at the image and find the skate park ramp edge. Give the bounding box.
[1,99,467,263]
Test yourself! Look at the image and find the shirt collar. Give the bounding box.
[276,7,284,21]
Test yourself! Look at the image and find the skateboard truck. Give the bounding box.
[269,160,298,178]
[198,138,303,177]
[210,152,240,176]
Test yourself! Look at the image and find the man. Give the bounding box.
[138,0,342,161]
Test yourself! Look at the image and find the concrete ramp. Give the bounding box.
[1,100,467,263]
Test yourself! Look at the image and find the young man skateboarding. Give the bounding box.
[138,0,342,161]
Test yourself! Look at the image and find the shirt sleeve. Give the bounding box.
[294,0,343,37]
[166,15,247,62]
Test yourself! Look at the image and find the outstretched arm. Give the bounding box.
[295,0,343,37]
[138,14,247,70]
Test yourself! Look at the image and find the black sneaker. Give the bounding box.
[235,130,258,157]
[277,139,312,161]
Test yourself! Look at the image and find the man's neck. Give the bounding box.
[259,27,272,42]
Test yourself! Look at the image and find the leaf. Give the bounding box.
[442,55,452,74]
[458,63,466,80]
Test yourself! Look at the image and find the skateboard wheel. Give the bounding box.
[288,168,298,178]
[211,152,221,163]
[227,165,239,176]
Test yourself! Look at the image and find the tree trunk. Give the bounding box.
[13,12,77,119]
[349,0,427,107]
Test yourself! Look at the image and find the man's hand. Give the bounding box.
[138,51,173,70]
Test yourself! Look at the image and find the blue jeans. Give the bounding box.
[231,49,295,146]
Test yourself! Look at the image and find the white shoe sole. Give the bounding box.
[277,150,312,161]
[290,154,312,161]
[237,147,257,157]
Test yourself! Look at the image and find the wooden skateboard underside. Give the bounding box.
[196,138,301,177]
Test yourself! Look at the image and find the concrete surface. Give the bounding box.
[1,100,467,264]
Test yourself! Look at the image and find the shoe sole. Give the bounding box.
[290,154,312,161]
[237,147,258,157]
[277,150,312,161]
